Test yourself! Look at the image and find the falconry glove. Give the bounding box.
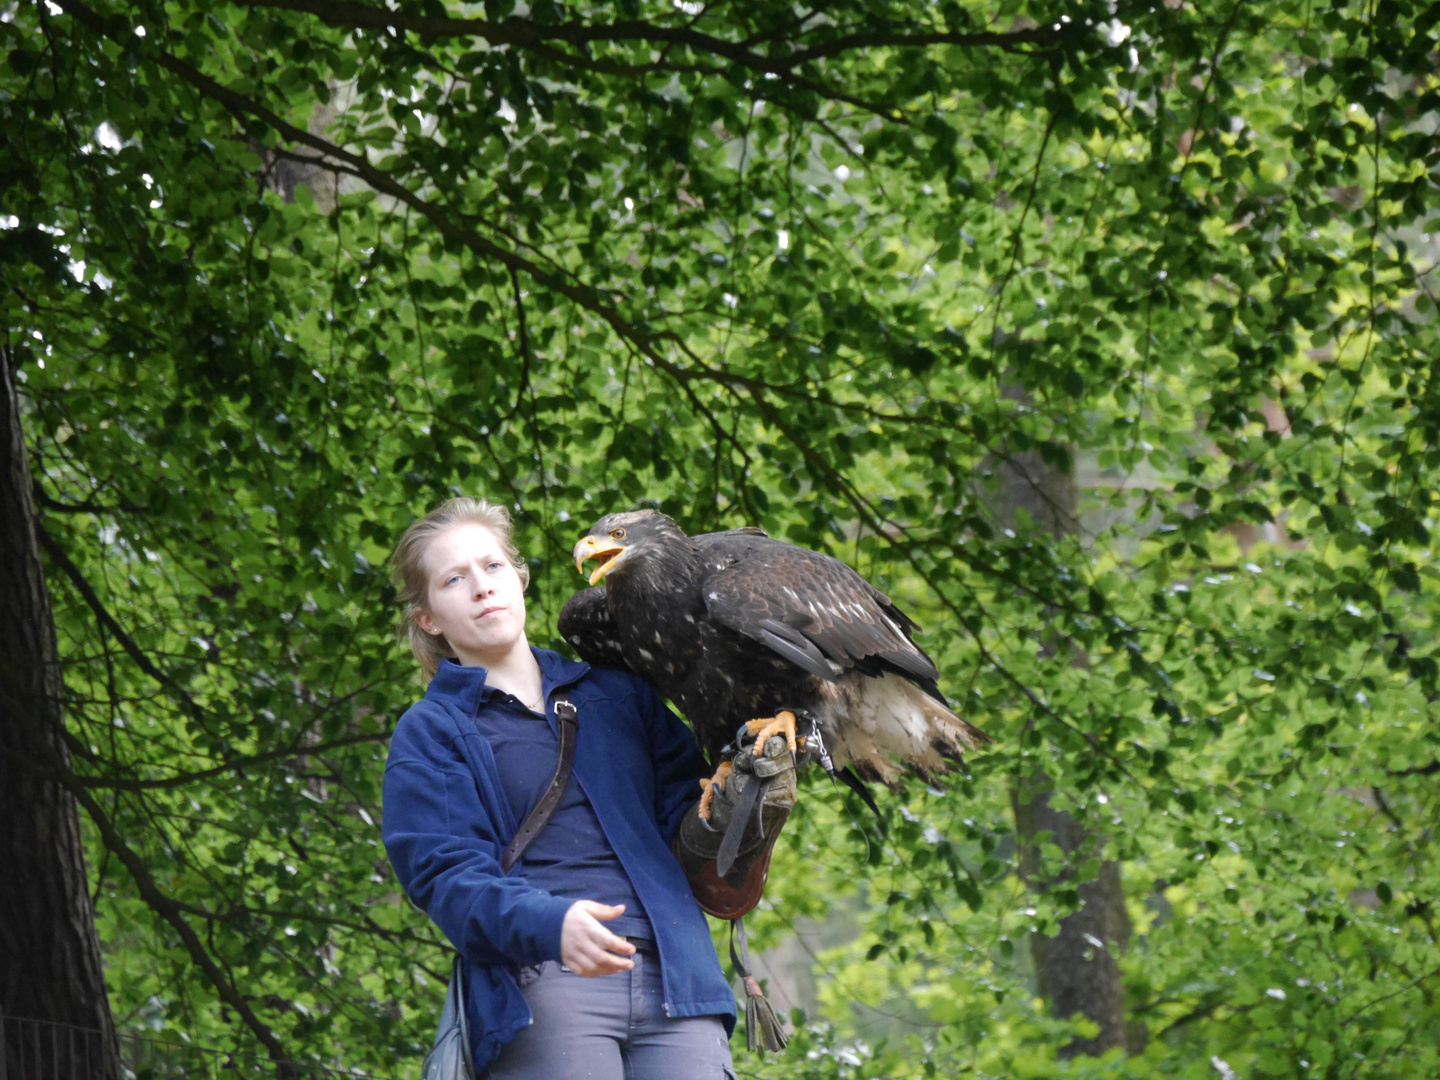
[674,728,798,920]
[674,725,802,1053]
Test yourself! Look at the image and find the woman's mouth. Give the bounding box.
[476,606,505,619]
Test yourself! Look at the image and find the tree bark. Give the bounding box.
[994,404,1135,1057]
[1011,773,1132,1056]
[0,341,121,1079]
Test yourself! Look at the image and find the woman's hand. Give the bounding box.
[559,901,637,976]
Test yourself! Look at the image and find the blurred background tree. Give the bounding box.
[4,0,1440,1076]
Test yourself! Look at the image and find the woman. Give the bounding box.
[381,497,737,1078]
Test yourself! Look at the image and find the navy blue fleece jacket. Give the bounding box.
[381,648,735,1070]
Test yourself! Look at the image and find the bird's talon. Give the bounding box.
[746,710,798,758]
[697,760,734,821]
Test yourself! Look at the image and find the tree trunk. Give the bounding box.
[1011,774,1133,1056]
[994,405,1135,1057]
[0,341,121,1079]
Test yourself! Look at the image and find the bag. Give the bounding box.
[421,954,475,1080]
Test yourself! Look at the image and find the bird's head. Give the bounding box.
[572,510,688,586]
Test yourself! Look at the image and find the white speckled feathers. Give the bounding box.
[559,511,992,786]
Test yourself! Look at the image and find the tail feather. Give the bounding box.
[821,673,992,789]
[836,766,883,818]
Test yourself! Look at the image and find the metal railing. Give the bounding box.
[0,1009,389,1080]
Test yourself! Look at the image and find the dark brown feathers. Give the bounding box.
[560,510,990,785]
[698,542,945,701]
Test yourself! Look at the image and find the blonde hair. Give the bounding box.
[391,497,531,680]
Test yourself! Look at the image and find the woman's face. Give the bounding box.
[415,523,528,666]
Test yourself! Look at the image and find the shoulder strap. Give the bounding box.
[451,953,474,1074]
[501,698,578,874]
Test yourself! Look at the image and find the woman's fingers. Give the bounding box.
[577,923,635,971]
[560,900,638,975]
[574,901,636,955]
[571,938,633,976]
[597,927,636,956]
[578,921,636,961]
[577,900,626,921]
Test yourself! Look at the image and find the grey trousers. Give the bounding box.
[485,944,735,1080]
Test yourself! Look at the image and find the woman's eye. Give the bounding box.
[487,561,504,571]
[446,574,463,585]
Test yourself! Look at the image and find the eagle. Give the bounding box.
[560,510,991,816]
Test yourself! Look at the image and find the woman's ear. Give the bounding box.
[414,608,440,636]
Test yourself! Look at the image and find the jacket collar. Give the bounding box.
[424,647,589,714]
[534,646,589,690]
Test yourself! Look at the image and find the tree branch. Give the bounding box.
[33,481,147,515]
[48,754,291,1063]
[60,728,391,791]
[1388,761,1440,777]
[233,0,1086,74]
[37,522,215,732]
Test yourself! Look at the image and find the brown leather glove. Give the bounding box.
[674,733,797,919]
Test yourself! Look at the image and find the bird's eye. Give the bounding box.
[611,527,626,540]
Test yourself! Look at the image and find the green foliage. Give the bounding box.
[4,0,1440,1075]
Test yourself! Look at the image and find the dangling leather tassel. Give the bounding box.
[743,978,787,1053]
[729,916,788,1052]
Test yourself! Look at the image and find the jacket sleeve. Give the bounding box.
[637,680,708,845]
[382,717,574,967]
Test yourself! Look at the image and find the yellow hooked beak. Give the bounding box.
[573,535,628,586]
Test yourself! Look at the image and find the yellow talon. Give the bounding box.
[746,710,798,758]
[697,760,734,821]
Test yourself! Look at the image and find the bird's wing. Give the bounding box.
[699,539,942,697]
[557,584,633,672]
[696,526,769,542]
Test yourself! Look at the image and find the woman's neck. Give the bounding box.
[459,636,544,708]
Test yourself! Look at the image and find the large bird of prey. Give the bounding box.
[561,511,991,815]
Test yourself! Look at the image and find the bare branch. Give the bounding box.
[37,522,214,731]
[53,759,291,1062]
[61,728,392,791]
[232,0,1087,74]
